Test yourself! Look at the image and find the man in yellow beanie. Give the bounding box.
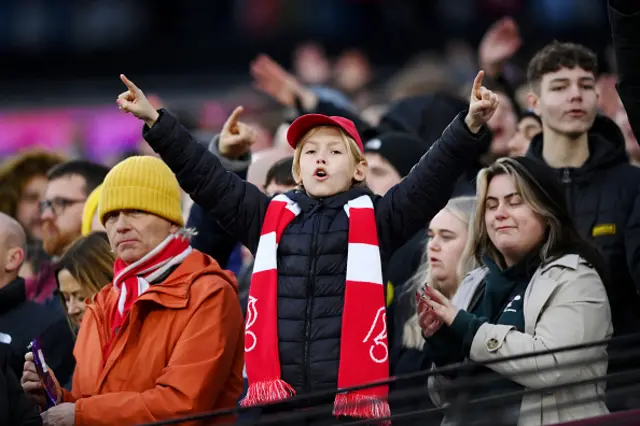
[22,156,245,426]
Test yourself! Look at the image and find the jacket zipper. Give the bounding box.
[561,168,574,217]
[303,211,321,392]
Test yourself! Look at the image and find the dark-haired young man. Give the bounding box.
[525,42,640,384]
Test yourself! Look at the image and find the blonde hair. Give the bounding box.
[403,196,477,349]
[292,125,366,186]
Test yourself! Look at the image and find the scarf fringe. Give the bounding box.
[240,379,296,407]
[333,393,391,425]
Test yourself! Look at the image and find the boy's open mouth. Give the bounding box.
[314,167,328,180]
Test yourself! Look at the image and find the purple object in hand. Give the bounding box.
[29,338,58,409]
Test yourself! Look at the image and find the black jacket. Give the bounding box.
[0,342,41,426]
[0,278,75,386]
[186,135,251,269]
[609,0,640,140]
[143,109,489,393]
[527,116,640,336]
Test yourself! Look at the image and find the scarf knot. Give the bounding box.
[242,194,390,423]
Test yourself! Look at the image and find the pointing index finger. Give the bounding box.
[120,74,140,93]
[472,70,485,100]
[224,106,244,133]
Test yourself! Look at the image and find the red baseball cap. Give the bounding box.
[286,114,364,152]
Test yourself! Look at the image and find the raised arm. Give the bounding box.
[375,71,496,254]
[187,134,251,266]
[609,0,640,139]
[116,75,269,252]
[250,54,376,139]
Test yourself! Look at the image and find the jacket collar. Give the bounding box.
[538,254,582,273]
[93,250,235,318]
[0,277,27,313]
[286,187,374,213]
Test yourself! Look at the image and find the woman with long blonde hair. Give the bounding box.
[390,196,476,423]
[403,196,477,349]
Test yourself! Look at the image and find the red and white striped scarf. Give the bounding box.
[109,231,193,344]
[242,194,390,422]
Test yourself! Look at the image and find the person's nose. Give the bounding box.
[568,84,583,102]
[494,203,510,221]
[67,299,83,316]
[40,205,55,222]
[428,236,441,252]
[113,213,131,233]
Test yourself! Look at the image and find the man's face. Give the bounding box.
[104,210,178,264]
[487,92,518,158]
[507,116,542,157]
[16,175,48,240]
[364,152,402,196]
[531,67,598,138]
[40,175,87,256]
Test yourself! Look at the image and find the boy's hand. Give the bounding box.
[117,74,159,128]
[465,70,500,134]
[219,106,256,158]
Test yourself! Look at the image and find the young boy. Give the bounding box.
[116,71,498,423]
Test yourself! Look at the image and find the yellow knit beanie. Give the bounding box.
[98,156,184,226]
[81,184,102,236]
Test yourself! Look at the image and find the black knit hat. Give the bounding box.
[506,156,569,222]
[363,132,428,178]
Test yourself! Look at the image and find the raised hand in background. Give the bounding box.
[250,54,318,111]
[479,17,522,78]
[219,106,257,158]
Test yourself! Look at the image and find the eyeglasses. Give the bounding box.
[39,198,86,216]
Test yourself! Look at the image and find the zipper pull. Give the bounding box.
[561,168,571,184]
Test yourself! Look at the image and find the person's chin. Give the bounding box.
[117,247,142,264]
[305,183,334,198]
[495,238,521,253]
[563,120,592,137]
[42,237,61,257]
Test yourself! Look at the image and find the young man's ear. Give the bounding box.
[528,91,541,117]
[352,160,368,183]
